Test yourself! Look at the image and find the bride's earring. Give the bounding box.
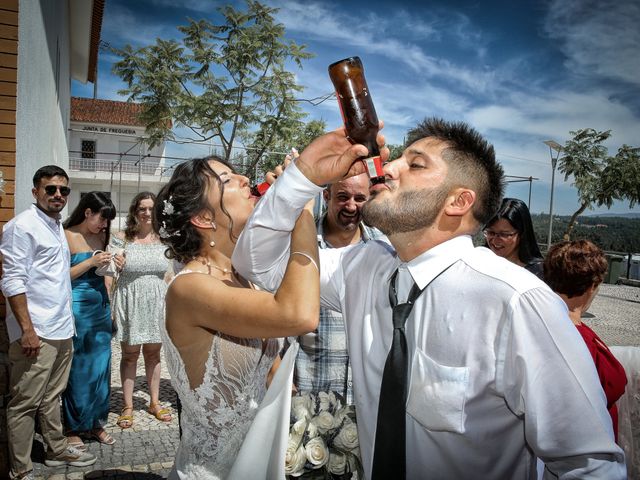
[209,221,217,247]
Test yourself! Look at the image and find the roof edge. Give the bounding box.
[87,0,106,84]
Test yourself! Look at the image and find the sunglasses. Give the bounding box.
[44,185,71,196]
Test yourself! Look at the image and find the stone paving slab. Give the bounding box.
[583,284,640,347]
[31,338,180,479]
[27,284,640,479]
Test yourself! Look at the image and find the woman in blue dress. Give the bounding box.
[63,192,123,448]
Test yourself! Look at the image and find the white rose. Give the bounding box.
[304,437,329,469]
[347,452,361,478]
[333,405,353,426]
[328,451,348,475]
[310,410,335,434]
[284,440,306,477]
[333,422,359,450]
[307,393,317,413]
[317,391,331,412]
[328,391,341,410]
[350,445,361,459]
[305,420,319,439]
[291,418,307,437]
[335,404,355,423]
[291,395,312,421]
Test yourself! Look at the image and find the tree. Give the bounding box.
[111,0,313,179]
[387,144,405,160]
[247,119,326,179]
[558,128,640,239]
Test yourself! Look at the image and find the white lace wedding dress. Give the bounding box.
[161,271,281,479]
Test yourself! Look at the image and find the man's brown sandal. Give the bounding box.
[117,406,134,429]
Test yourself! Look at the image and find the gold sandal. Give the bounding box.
[117,406,134,429]
[148,402,172,423]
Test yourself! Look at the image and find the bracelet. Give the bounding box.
[290,251,319,273]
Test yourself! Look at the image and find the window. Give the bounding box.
[80,140,96,171]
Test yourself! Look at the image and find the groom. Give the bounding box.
[232,118,625,479]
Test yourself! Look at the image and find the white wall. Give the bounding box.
[68,122,165,173]
[67,121,168,224]
[15,0,71,214]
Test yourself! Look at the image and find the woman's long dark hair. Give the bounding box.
[63,191,117,250]
[154,156,237,264]
[124,191,156,241]
[484,197,542,265]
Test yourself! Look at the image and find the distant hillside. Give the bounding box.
[530,214,640,253]
[583,212,640,219]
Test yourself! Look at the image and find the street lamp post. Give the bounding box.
[543,140,563,250]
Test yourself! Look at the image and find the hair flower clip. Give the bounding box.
[163,196,175,216]
[159,221,181,239]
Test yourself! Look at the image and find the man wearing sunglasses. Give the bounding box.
[1,165,96,479]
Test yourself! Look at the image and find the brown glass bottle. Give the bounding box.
[328,56,385,184]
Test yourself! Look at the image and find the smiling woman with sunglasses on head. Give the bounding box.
[484,197,544,279]
[62,192,124,449]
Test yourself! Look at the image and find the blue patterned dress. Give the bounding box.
[62,251,112,431]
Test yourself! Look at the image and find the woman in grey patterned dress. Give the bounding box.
[110,192,172,428]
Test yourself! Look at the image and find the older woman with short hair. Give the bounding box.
[544,240,627,441]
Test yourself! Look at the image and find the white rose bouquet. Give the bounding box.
[285,392,363,479]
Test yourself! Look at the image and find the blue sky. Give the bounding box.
[72,0,640,216]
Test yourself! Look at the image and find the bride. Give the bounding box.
[155,154,319,479]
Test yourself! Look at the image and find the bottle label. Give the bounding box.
[362,156,384,179]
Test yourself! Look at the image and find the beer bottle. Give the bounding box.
[328,56,385,184]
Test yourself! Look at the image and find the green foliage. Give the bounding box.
[248,119,327,179]
[531,214,640,253]
[558,128,640,239]
[386,144,405,161]
[111,0,314,179]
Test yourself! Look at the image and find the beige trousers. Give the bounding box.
[7,337,73,478]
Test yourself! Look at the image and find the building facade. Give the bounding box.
[69,97,169,230]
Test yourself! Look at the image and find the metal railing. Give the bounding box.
[68,155,171,176]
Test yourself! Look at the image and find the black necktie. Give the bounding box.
[371,269,424,480]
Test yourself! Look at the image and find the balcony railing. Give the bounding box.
[68,155,171,176]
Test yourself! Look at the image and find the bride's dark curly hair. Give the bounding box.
[155,156,237,264]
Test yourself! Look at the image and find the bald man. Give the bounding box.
[286,173,383,403]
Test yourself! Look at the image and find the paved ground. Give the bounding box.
[28,284,640,479]
[583,284,640,347]
[31,341,180,479]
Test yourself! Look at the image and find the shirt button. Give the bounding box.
[348,381,353,387]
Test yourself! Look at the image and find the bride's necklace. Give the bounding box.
[193,256,232,276]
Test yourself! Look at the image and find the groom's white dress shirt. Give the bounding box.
[232,163,626,479]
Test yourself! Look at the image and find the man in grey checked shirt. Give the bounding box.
[285,173,382,404]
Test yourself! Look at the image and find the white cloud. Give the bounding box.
[544,0,640,86]
[102,3,180,47]
[269,0,495,93]
[467,88,639,147]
